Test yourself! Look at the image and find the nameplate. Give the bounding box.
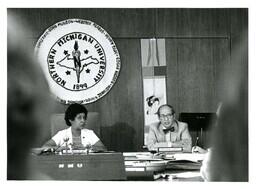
[58,163,84,168]
[157,147,183,152]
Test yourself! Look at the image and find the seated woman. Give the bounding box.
[43,103,106,152]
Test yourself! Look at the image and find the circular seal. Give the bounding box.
[35,19,121,104]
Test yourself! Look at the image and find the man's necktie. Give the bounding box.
[163,126,175,133]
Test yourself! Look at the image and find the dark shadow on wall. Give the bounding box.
[101,122,136,152]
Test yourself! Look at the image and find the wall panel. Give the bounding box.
[68,8,155,38]
[166,38,230,115]
[166,38,230,148]
[94,39,144,151]
[156,9,230,37]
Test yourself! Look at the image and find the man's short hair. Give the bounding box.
[64,103,88,126]
[156,104,175,116]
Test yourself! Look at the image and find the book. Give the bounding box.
[157,147,183,152]
[165,153,205,162]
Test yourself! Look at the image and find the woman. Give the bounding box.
[43,103,106,152]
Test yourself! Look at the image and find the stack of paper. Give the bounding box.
[165,153,205,162]
[158,147,183,152]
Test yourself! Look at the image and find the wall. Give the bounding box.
[8,8,248,151]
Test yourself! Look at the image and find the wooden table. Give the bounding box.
[27,151,204,181]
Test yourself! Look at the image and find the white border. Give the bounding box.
[1,1,255,189]
[0,0,252,8]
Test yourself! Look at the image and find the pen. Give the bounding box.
[195,137,199,146]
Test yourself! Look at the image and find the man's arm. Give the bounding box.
[171,123,192,152]
[192,146,208,153]
[147,127,171,151]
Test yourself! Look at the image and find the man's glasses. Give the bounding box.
[159,114,174,119]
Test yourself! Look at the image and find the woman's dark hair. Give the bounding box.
[64,103,88,126]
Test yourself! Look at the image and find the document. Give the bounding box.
[165,153,205,162]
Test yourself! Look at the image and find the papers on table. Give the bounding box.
[123,152,163,161]
[165,153,206,162]
[123,152,152,157]
[125,160,168,172]
[123,152,168,172]
[123,152,205,172]
[157,147,183,152]
[123,152,206,162]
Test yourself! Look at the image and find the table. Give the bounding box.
[28,152,126,180]
[27,151,204,181]
[123,152,204,181]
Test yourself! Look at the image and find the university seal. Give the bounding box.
[35,19,121,104]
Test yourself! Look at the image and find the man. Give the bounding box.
[147,104,192,152]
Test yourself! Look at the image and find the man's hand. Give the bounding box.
[192,146,207,154]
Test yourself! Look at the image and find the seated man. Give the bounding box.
[147,104,192,152]
[43,103,106,152]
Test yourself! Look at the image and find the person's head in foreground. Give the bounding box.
[7,12,53,179]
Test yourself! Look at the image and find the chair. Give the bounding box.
[179,112,217,148]
[50,112,100,137]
